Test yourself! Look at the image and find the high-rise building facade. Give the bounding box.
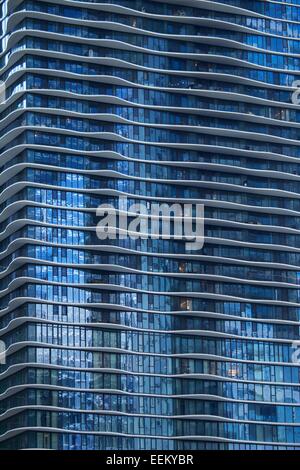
[1,0,300,450]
